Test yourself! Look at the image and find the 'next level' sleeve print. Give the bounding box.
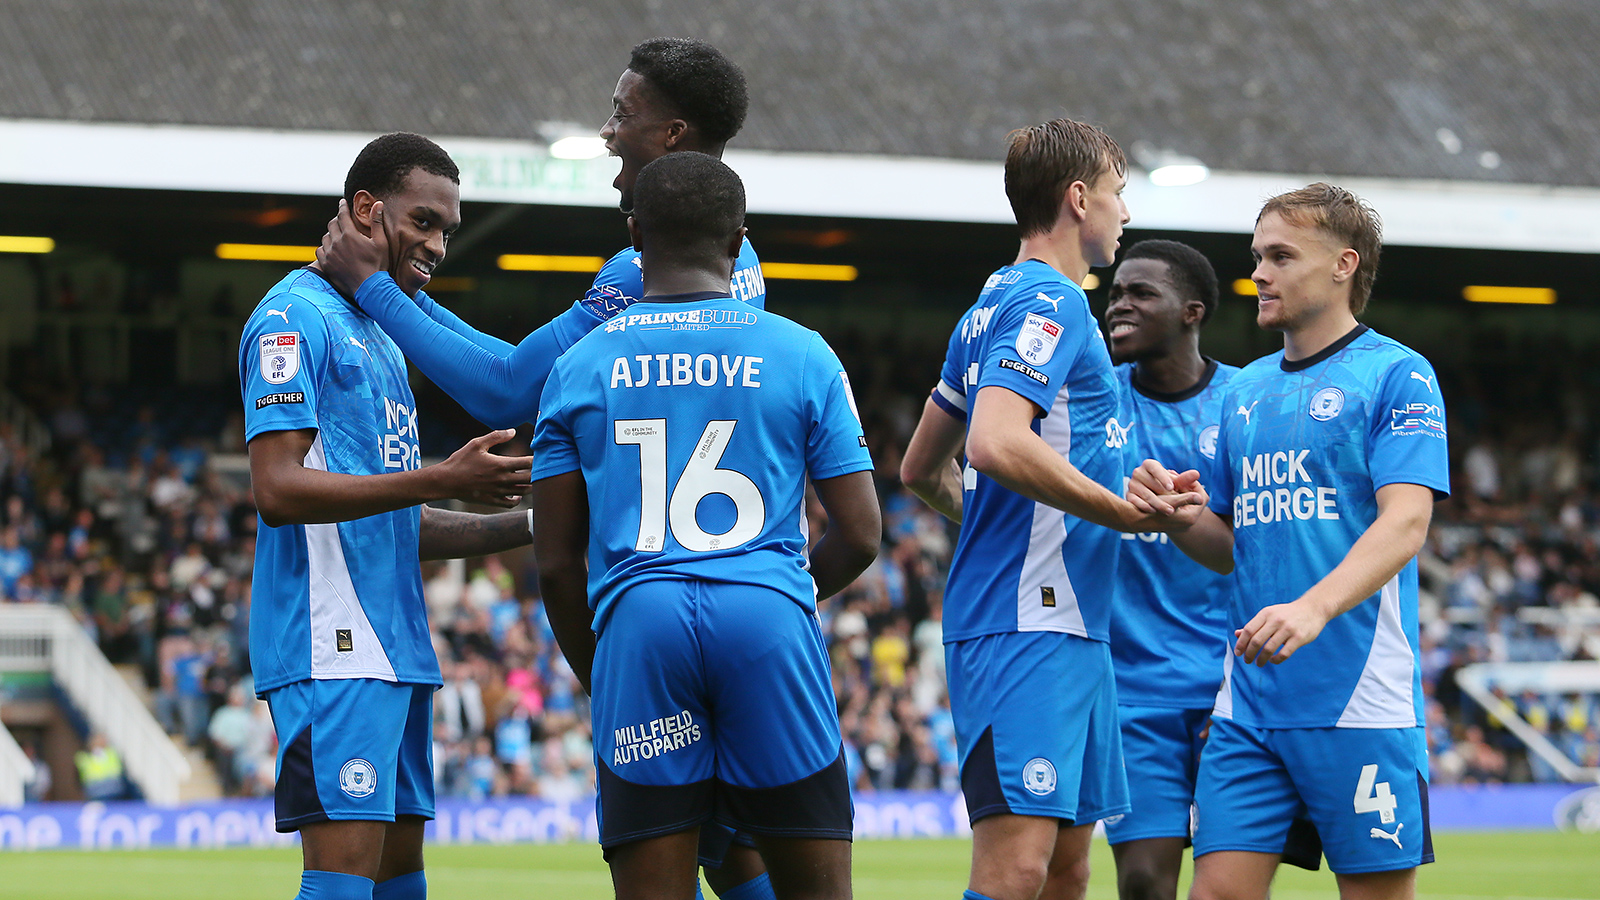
[1368,356,1452,499]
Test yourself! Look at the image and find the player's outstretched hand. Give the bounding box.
[1234,599,1328,666]
[316,199,388,298]
[432,429,532,508]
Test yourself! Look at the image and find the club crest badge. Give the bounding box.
[1022,757,1057,796]
[1309,387,1345,421]
[339,758,377,798]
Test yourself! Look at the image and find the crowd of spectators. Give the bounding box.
[1,332,1598,801]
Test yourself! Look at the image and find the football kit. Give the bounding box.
[239,269,438,831]
[929,261,1129,825]
[531,293,872,849]
[348,238,764,429]
[1104,360,1237,846]
[1195,325,1449,873]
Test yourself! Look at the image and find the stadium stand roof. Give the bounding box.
[1,0,1596,188]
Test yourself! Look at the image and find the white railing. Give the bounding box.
[1456,661,1600,784]
[0,724,32,807]
[0,606,191,805]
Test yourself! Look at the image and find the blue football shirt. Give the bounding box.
[1206,326,1450,729]
[577,238,765,321]
[929,261,1124,644]
[239,269,439,695]
[530,293,872,633]
[348,239,765,430]
[1109,360,1238,708]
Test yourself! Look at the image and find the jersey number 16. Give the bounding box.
[615,418,767,553]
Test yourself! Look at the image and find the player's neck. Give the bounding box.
[1015,233,1091,286]
[1283,304,1360,362]
[1132,341,1207,396]
[640,264,734,300]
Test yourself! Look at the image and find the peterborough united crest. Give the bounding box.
[339,758,377,798]
[1022,757,1057,796]
[1308,386,1345,421]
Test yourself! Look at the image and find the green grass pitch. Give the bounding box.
[1,832,1596,899]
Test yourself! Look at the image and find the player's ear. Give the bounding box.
[1182,300,1206,328]
[662,117,690,150]
[1062,180,1089,225]
[627,216,643,252]
[1332,248,1359,283]
[350,191,379,236]
[727,226,747,261]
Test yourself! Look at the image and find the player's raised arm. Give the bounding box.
[316,200,587,429]
[249,427,530,527]
[900,397,967,523]
[967,385,1207,532]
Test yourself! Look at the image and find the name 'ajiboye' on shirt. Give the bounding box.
[530,294,871,633]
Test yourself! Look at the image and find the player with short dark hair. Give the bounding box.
[341,132,461,210]
[531,151,881,900]
[314,39,773,897]
[899,120,1206,900]
[1099,239,1238,900]
[1128,184,1448,900]
[241,132,536,900]
[315,37,763,435]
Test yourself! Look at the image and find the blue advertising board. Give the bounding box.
[2,785,1595,851]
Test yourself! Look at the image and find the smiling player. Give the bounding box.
[316,38,762,433]
[1128,184,1449,900]
[241,132,536,900]
[313,40,773,898]
[1100,240,1237,900]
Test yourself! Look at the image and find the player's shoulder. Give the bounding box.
[991,261,1085,309]
[244,269,338,332]
[1358,328,1431,368]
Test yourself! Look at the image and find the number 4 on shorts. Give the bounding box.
[1353,763,1397,824]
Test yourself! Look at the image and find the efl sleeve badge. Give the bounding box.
[258,332,302,385]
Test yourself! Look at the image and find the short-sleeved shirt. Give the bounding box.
[530,293,872,633]
[577,238,765,322]
[1110,360,1240,708]
[929,261,1124,644]
[1206,325,1450,729]
[239,269,438,695]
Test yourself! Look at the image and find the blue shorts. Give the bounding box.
[266,678,434,832]
[1104,705,1208,845]
[946,631,1128,826]
[591,579,850,849]
[1194,719,1434,874]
